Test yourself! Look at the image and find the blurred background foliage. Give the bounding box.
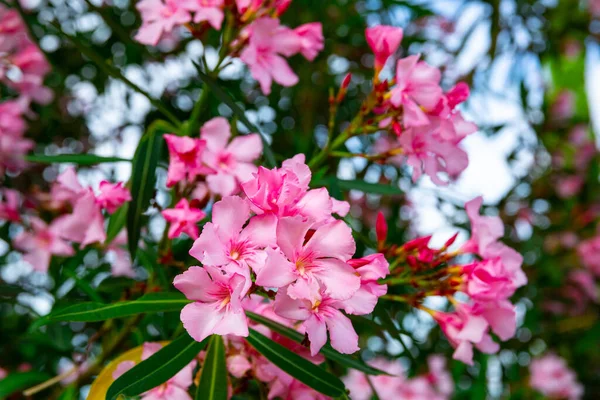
[1,0,600,398]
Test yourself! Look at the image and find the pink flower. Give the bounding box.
[365,25,404,71]
[189,196,276,285]
[114,342,196,400]
[164,134,208,188]
[0,189,20,222]
[162,198,206,239]
[530,354,583,400]
[461,196,504,255]
[343,358,405,400]
[397,126,468,185]
[294,23,324,61]
[54,190,106,247]
[578,235,600,276]
[389,55,443,127]
[556,176,584,199]
[13,217,74,273]
[175,266,249,343]
[0,130,33,175]
[242,154,348,223]
[0,100,26,136]
[0,367,6,379]
[135,0,192,46]
[342,254,389,315]
[50,167,85,204]
[274,289,359,355]
[240,17,302,94]
[433,305,498,365]
[255,216,360,301]
[426,356,454,397]
[200,117,262,196]
[95,181,131,213]
[185,0,224,30]
[106,230,135,278]
[568,270,598,303]
[461,258,517,302]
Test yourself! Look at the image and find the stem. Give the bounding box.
[184,87,210,136]
[366,375,381,400]
[51,23,182,129]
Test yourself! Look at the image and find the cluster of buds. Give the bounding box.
[318,26,477,186]
[376,197,527,365]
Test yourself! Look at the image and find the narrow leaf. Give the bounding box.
[245,328,345,397]
[127,121,167,259]
[35,293,189,325]
[88,342,165,400]
[314,177,403,196]
[0,372,51,398]
[246,311,386,376]
[106,333,207,400]
[193,63,276,167]
[196,335,228,400]
[25,154,130,165]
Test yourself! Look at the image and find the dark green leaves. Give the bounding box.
[25,154,131,165]
[0,371,51,398]
[195,335,228,400]
[127,121,169,259]
[245,329,346,397]
[193,63,276,167]
[314,177,403,196]
[35,293,189,325]
[246,311,386,376]
[106,333,207,400]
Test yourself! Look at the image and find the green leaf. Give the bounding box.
[25,154,130,165]
[35,293,189,326]
[195,335,228,400]
[245,328,345,397]
[127,121,168,259]
[246,311,386,376]
[0,371,51,398]
[193,62,276,168]
[106,203,128,244]
[106,333,208,400]
[314,177,403,196]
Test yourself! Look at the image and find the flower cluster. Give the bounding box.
[529,354,583,400]
[135,0,323,94]
[7,167,131,274]
[343,356,453,400]
[163,117,262,200]
[174,154,389,355]
[379,196,526,365]
[0,6,52,176]
[319,26,477,186]
[0,100,33,176]
[0,6,52,105]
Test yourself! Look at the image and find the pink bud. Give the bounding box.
[341,73,352,89]
[444,232,459,248]
[446,82,470,109]
[376,211,388,243]
[392,121,402,136]
[365,25,404,71]
[275,0,292,15]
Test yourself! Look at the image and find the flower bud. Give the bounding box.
[376,211,388,244]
